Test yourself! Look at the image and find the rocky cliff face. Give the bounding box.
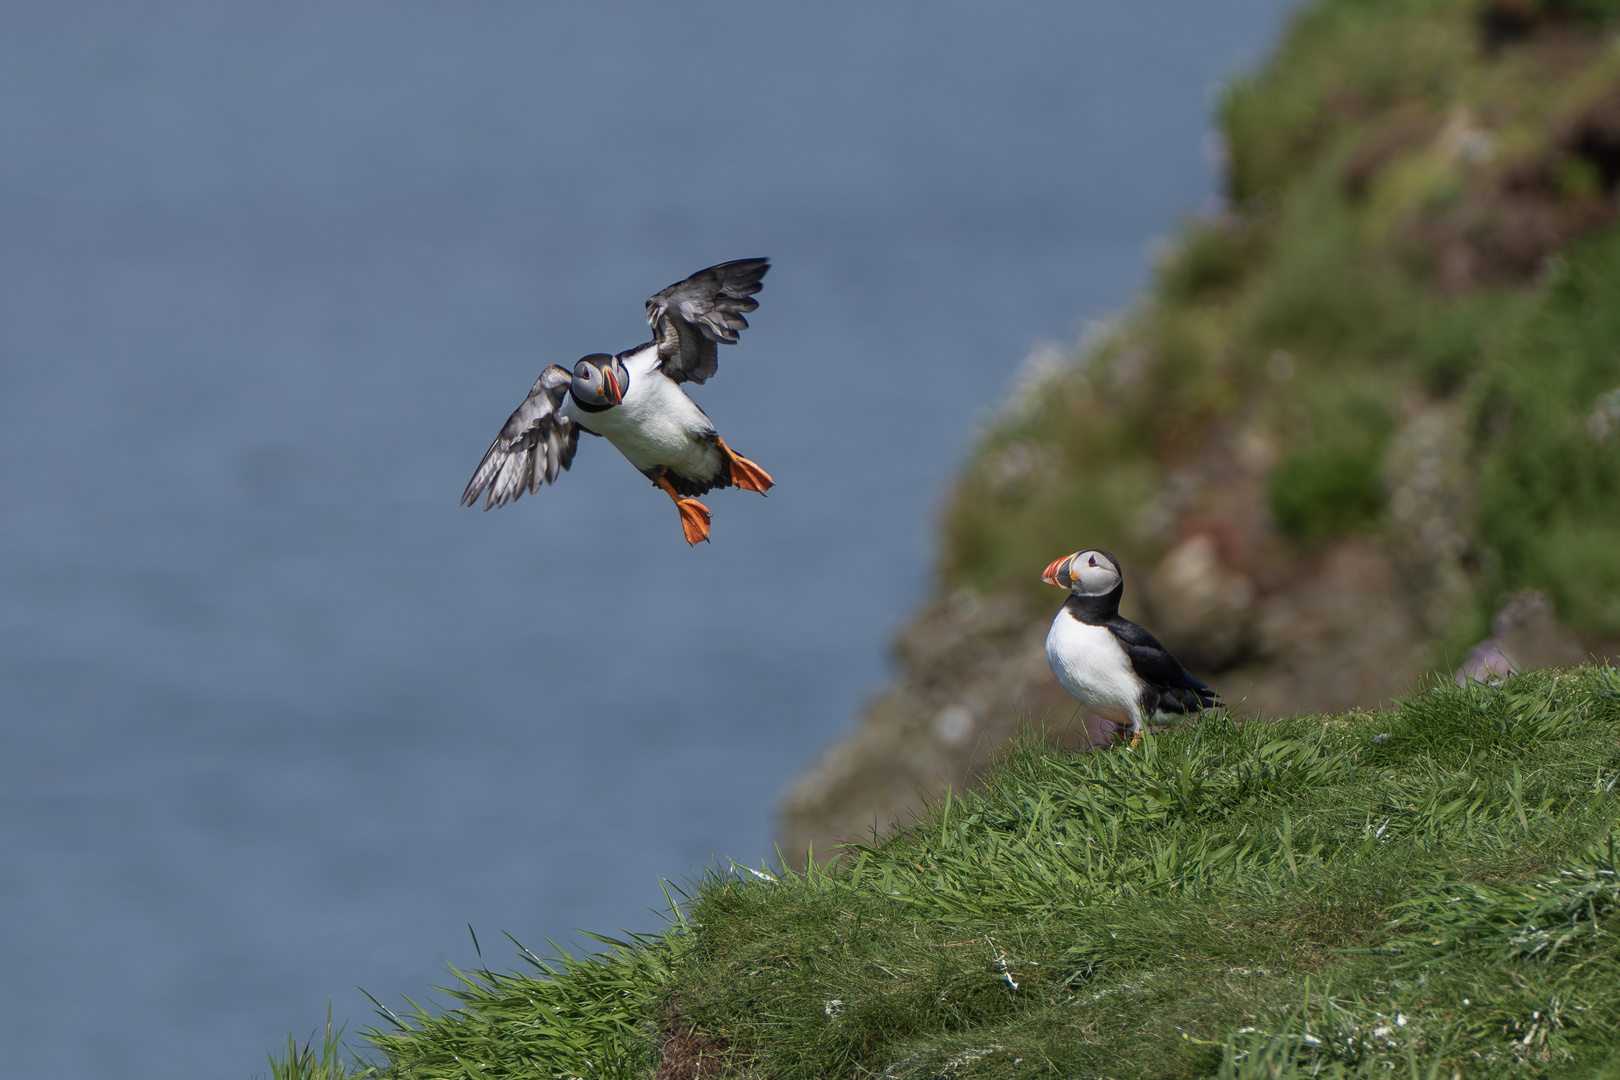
[780,0,1620,865]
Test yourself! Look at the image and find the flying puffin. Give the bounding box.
[1042,548,1220,746]
[460,258,774,545]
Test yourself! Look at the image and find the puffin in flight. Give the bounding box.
[1042,548,1220,746]
[461,258,774,545]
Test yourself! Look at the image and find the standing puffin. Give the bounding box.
[460,258,774,545]
[1042,548,1220,746]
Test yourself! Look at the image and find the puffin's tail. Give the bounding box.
[1160,683,1222,715]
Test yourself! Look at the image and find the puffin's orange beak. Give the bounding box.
[1042,556,1068,588]
[603,368,624,405]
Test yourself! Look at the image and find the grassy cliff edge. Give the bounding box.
[273,666,1620,1078]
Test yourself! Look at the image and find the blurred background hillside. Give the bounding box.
[783,0,1620,863]
[0,3,1298,1076]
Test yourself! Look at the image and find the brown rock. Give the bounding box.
[1140,532,1258,670]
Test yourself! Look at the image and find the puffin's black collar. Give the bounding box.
[1063,583,1124,624]
[569,393,616,414]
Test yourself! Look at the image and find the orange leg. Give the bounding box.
[655,476,712,545]
[715,436,774,495]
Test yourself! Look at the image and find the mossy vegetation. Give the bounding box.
[269,665,1620,1078]
[1477,231,1620,638]
[1267,383,1394,542]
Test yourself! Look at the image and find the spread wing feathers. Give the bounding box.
[460,365,580,510]
[645,258,769,385]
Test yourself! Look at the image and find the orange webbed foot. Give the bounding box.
[715,436,774,495]
[676,497,712,545]
[655,475,713,545]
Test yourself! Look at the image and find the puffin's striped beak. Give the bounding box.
[603,368,623,405]
[1041,556,1068,588]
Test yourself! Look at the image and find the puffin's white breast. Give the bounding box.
[1045,612,1143,725]
[566,348,721,477]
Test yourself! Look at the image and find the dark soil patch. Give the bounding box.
[654,1026,730,1080]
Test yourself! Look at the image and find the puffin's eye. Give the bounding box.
[1088,555,1098,567]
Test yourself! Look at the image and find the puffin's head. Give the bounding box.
[570,353,628,407]
[1042,548,1123,596]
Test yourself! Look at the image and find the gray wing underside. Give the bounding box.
[460,365,580,510]
[645,258,769,385]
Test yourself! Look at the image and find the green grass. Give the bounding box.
[271,664,1620,1079]
[261,1006,363,1080]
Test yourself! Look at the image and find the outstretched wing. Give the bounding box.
[460,365,580,510]
[645,258,769,385]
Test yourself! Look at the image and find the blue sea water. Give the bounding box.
[0,2,1296,1074]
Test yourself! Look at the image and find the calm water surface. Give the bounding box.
[0,3,1295,1074]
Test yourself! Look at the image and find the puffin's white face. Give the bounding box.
[1041,548,1122,596]
[570,353,628,407]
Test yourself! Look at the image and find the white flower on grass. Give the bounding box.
[986,937,1018,990]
